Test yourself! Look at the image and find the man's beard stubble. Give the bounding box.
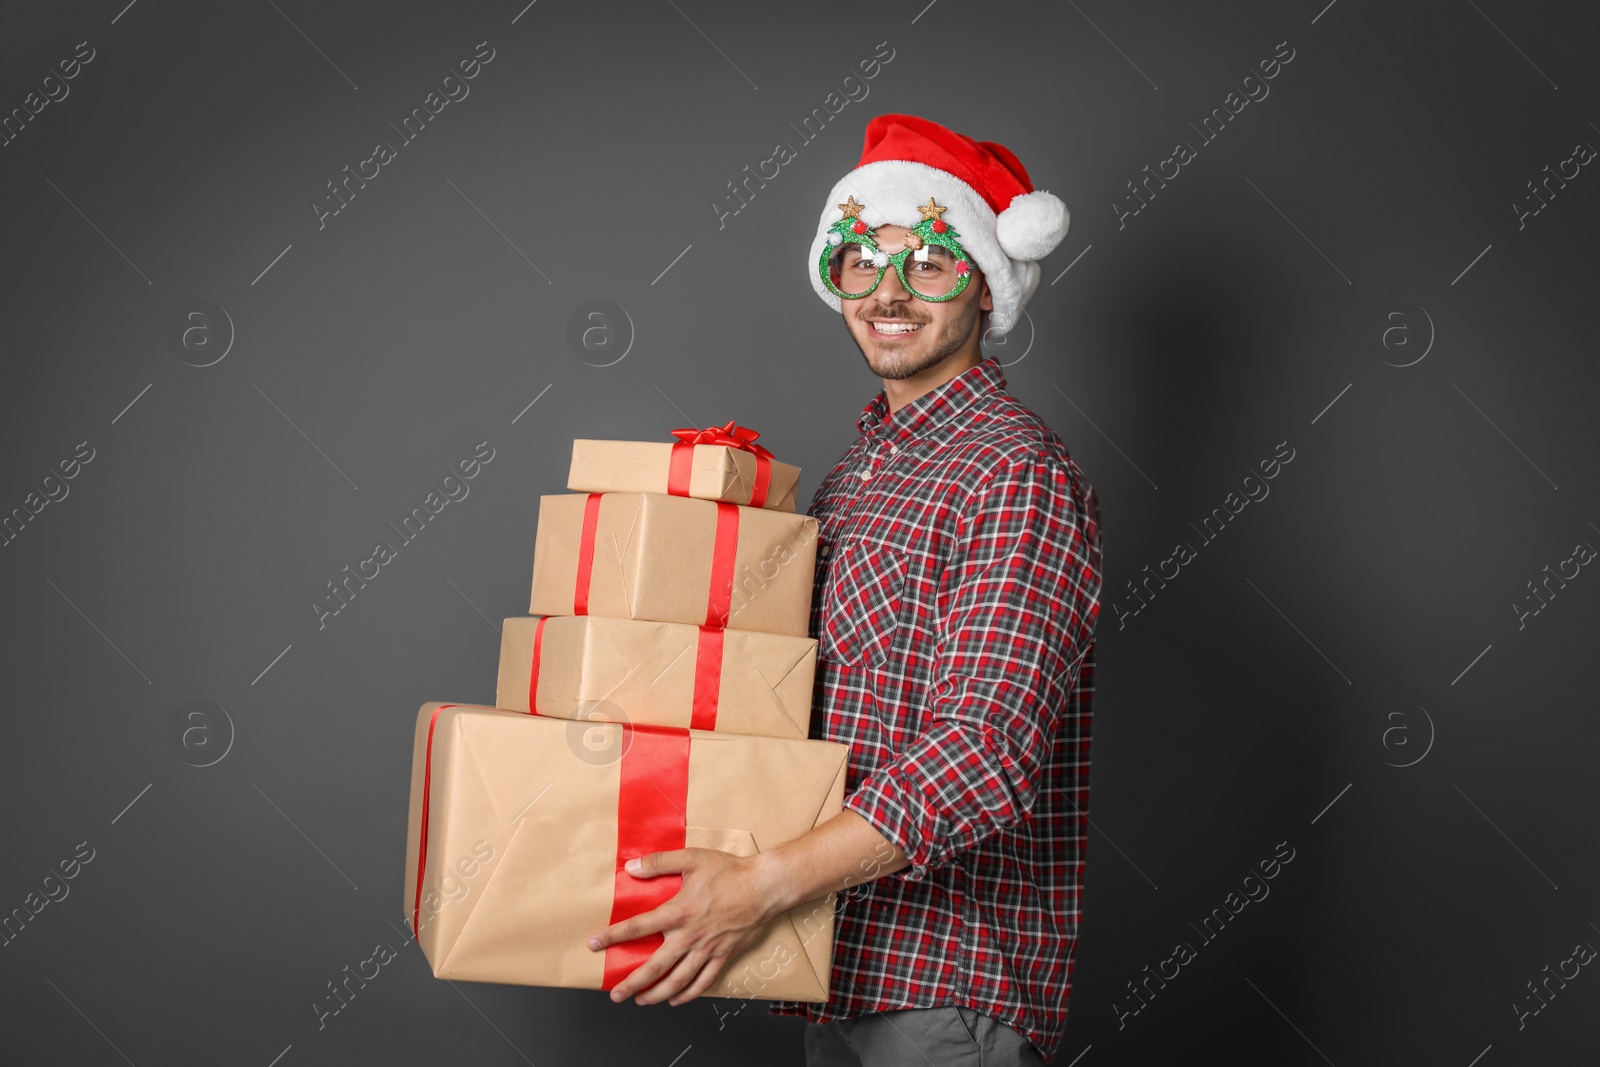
[846,294,984,381]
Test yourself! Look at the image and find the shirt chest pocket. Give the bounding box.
[820,539,908,669]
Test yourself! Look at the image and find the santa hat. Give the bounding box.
[808,113,1069,336]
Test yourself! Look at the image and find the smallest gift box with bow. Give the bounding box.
[568,422,802,512]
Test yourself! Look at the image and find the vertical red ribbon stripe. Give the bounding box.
[528,616,548,716]
[704,502,738,628]
[601,723,692,989]
[667,440,695,500]
[690,625,723,731]
[681,501,739,732]
[667,440,772,509]
[748,455,771,509]
[572,493,603,615]
[411,703,462,939]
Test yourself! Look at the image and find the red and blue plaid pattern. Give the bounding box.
[768,357,1103,1064]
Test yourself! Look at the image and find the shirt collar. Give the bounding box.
[856,357,1007,444]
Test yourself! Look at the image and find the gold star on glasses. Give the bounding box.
[837,195,865,220]
[916,197,949,222]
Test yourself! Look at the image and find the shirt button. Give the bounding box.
[858,470,871,481]
[888,442,898,454]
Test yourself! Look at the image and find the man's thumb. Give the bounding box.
[626,850,686,876]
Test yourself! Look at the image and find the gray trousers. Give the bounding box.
[803,1005,1048,1066]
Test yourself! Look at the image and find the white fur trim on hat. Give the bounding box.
[808,159,1064,336]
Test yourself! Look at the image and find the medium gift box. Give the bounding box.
[568,424,801,512]
[402,702,846,1001]
[497,615,818,739]
[529,492,818,637]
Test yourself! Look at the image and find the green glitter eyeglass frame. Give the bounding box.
[817,205,976,304]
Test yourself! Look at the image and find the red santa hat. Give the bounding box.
[808,113,1069,335]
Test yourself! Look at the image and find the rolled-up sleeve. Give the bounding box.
[843,450,1103,883]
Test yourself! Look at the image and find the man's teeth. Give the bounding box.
[873,321,924,334]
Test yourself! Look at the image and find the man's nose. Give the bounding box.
[875,263,911,301]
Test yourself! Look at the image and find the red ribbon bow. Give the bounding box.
[668,421,774,508]
[670,420,774,459]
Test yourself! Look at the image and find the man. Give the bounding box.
[585,114,1103,1066]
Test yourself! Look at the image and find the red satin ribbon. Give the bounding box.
[601,722,692,989]
[573,493,603,615]
[683,502,739,729]
[690,625,724,731]
[668,420,774,509]
[703,501,738,628]
[528,616,548,715]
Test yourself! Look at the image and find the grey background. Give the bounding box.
[2,0,1597,1064]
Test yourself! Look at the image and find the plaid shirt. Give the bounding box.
[767,357,1103,1064]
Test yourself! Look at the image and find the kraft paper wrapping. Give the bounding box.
[496,615,818,739]
[568,439,801,512]
[402,702,846,1001]
[529,493,818,637]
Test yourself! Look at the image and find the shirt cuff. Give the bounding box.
[843,766,947,885]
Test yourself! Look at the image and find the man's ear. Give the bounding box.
[979,275,994,312]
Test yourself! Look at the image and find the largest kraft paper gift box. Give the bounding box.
[402,702,848,1001]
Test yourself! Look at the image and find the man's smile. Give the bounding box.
[865,318,926,339]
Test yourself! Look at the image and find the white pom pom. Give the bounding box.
[827,231,842,246]
[995,190,1069,262]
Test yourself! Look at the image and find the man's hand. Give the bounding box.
[586,846,788,1007]
[585,811,910,1008]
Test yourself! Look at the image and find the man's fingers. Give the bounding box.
[634,946,710,1006]
[588,904,677,952]
[626,848,696,877]
[667,952,729,1006]
[608,940,690,1003]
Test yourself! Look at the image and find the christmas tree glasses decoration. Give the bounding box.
[819,195,975,303]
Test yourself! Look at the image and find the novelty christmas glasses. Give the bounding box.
[818,195,975,303]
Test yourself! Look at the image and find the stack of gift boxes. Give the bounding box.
[402,425,845,1003]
